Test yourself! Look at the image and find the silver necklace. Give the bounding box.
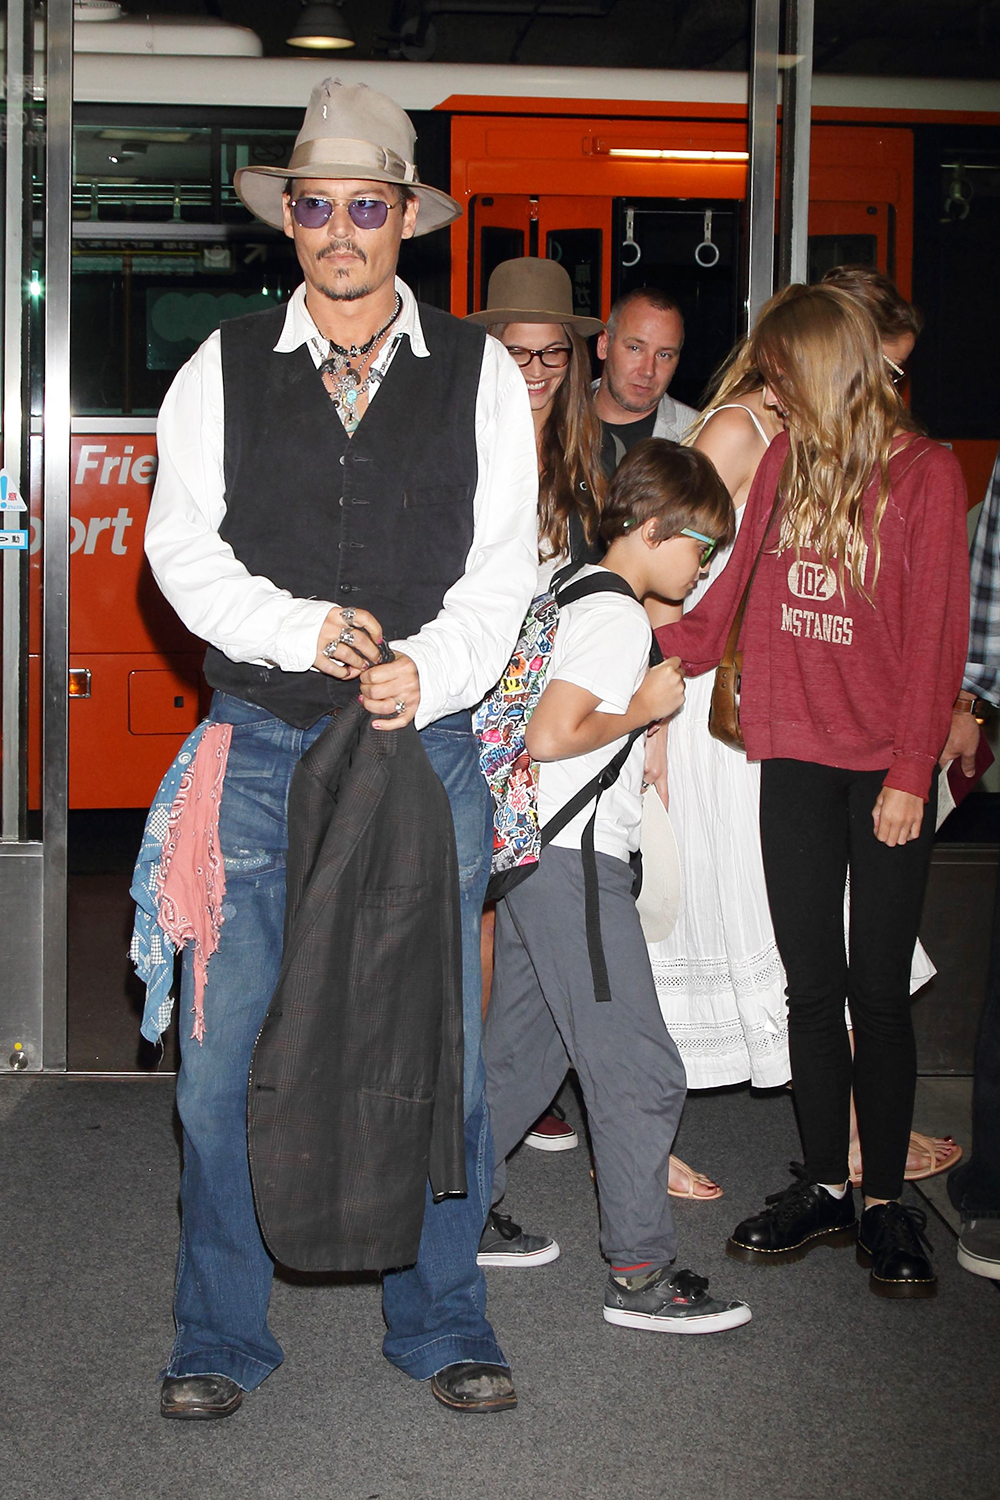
[316,294,402,429]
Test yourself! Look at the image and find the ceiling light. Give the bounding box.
[287,2,354,50]
[605,148,749,162]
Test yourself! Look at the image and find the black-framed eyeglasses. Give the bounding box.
[289,195,399,231]
[504,344,573,369]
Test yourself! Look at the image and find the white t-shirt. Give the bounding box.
[537,565,651,863]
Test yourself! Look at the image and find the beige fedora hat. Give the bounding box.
[234,78,461,236]
[465,257,604,335]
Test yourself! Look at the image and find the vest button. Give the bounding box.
[339,584,354,595]
[339,454,346,466]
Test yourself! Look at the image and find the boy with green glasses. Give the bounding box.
[480,440,750,1334]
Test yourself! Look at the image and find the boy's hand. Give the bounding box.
[638,657,686,725]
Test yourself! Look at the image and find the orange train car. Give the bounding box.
[35,50,1000,807]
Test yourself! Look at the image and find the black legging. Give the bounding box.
[759,759,937,1201]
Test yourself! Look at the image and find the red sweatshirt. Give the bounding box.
[656,432,970,801]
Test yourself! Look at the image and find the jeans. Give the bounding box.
[165,692,503,1390]
[759,759,937,1201]
[949,860,1000,1214]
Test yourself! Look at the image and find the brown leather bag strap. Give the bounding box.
[719,486,784,667]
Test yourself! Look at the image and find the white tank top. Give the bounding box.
[684,402,772,611]
[701,401,771,446]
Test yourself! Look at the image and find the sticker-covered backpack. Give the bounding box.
[473,589,559,901]
[474,569,650,906]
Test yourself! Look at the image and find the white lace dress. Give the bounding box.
[648,426,935,1088]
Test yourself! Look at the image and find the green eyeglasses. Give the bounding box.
[679,527,718,567]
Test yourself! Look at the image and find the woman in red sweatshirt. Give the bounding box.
[656,283,969,1298]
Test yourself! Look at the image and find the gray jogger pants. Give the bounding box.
[483,845,686,1268]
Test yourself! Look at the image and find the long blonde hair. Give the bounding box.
[749,283,918,599]
[490,322,605,561]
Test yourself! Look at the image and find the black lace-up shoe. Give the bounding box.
[603,1266,752,1334]
[856,1201,937,1299]
[477,1208,560,1267]
[727,1163,857,1263]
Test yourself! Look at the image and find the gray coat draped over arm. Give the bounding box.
[248,700,466,1273]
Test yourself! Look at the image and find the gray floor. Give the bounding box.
[1,1074,997,1500]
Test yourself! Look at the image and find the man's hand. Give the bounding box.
[359,651,420,731]
[314,606,384,678]
[634,656,686,726]
[872,787,924,846]
[939,708,981,779]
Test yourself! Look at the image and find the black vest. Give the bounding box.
[206,302,485,726]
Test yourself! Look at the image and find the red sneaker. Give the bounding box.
[523,1106,579,1152]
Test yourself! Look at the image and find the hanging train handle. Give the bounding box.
[621,207,641,268]
[695,208,720,268]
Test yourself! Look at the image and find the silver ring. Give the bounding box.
[341,607,356,625]
[322,641,339,661]
[394,698,406,715]
[338,626,355,646]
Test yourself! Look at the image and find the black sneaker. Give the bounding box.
[856,1201,937,1299]
[603,1266,752,1334]
[477,1208,560,1268]
[727,1163,857,1263]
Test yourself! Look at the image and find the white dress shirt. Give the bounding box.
[145,277,539,729]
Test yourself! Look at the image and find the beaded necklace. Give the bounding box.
[316,293,402,434]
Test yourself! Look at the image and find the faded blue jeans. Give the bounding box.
[165,692,504,1391]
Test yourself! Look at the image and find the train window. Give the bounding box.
[71,241,300,415]
[611,200,741,411]
[807,234,878,281]
[220,128,300,222]
[74,124,214,224]
[912,132,1000,444]
[479,226,526,307]
[546,230,602,323]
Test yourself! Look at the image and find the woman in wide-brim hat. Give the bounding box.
[467,257,605,585]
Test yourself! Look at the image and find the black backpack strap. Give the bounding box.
[540,724,646,1004]
[539,567,660,1002]
[555,570,639,608]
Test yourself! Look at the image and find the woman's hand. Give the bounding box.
[635,657,686,726]
[872,787,924,846]
[314,606,384,677]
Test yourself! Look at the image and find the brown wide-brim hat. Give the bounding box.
[234,78,461,236]
[465,257,604,335]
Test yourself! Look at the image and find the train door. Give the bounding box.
[470,193,610,325]
[450,112,914,405]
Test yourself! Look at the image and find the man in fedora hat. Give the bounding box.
[145,77,537,1419]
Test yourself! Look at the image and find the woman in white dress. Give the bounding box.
[646,298,956,1189]
[645,349,790,1097]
